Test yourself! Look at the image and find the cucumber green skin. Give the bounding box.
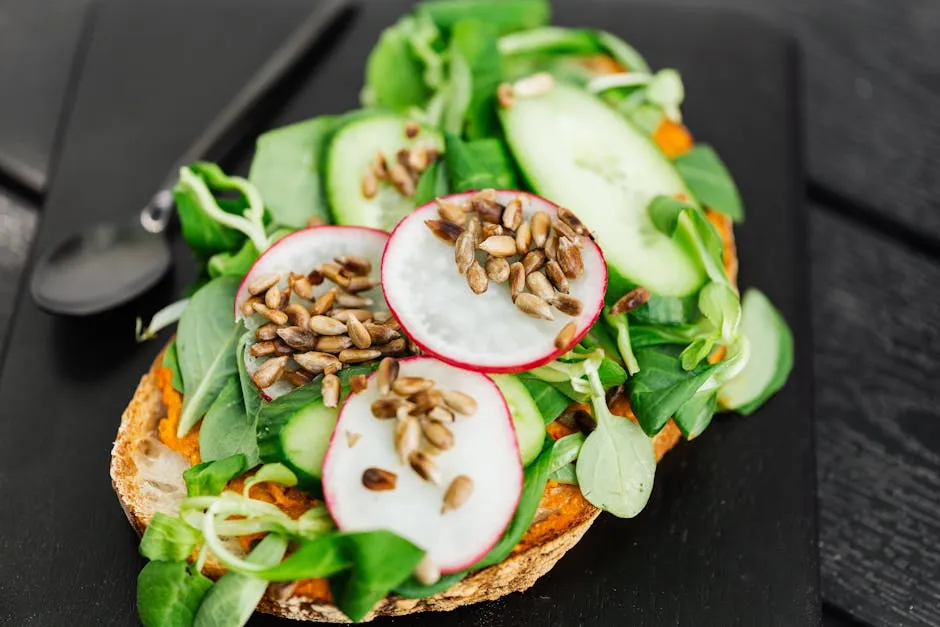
[491,374,546,467]
[257,388,336,488]
[719,289,794,415]
[325,112,444,230]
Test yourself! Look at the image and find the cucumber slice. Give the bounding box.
[718,289,794,415]
[257,386,338,485]
[491,374,546,467]
[500,83,705,297]
[326,113,443,230]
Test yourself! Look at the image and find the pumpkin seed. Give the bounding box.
[515,293,554,320]
[362,467,397,491]
[251,356,288,389]
[322,373,341,408]
[441,389,477,415]
[466,260,488,294]
[442,475,474,513]
[544,260,569,294]
[391,376,435,396]
[479,235,517,257]
[247,273,281,296]
[276,326,317,351]
[609,286,651,315]
[425,219,463,245]
[294,351,342,374]
[485,256,510,282]
[338,348,382,364]
[376,357,399,395]
[526,271,556,300]
[346,314,372,349]
[309,315,347,336]
[554,321,577,350]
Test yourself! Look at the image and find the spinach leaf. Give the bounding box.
[449,19,501,139]
[629,345,719,435]
[648,195,726,284]
[628,323,701,348]
[516,374,570,424]
[254,534,351,581]
[193,534,288,627]
[243,463,297,494]
[628,292,700,325]
[199,377,259,466]
[176,276,242,437]
[675,389,717,438]
[673,144,744,223]
[163,341,183,393]
[248,116,339,228]
[174,181,244,256]
[183,454,248,497]
[207,238,258,279]
[595,30,651,74]
[393,571,466,598]
[578,323,622,365]
[139,513,201,562]
[550,463,578,484]
[137,561,213,627]
[412,159,449,206]
[498,26,601,57]
[364,17,434,111]
[444,133,519,192]
[549,432,585,473]
[236,331,265,430]
[420,0,550,35]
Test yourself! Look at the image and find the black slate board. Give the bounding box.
[0,1,819,625]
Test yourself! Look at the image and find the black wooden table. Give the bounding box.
[0,0,938,625]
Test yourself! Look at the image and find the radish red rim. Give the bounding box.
[321,356,523,573]
[381,190,607,374]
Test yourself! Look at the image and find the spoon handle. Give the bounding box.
[141,0,352,233]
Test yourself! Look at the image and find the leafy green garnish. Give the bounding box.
[516,374,570,424]
[248,116,339,228]
[137,561,213,627]
[412,159,449,206]
[550,463,578,484]
[176,276,243,437]
[183,454,249,497]
[444,133,519,191]
[674,389,717,438]
[198,376,259,466]
[420,0,550,35]
[162,340,183,393]
[139,513,202,563]
[206,238,258,279]
[448,19,501,138]
[549,432,585,474]
[673,144,744,222]
[243,463,298,496]
[498,26,601,57]
[136,298,190,343]
[594,30,651,74]
[363,15,437,111]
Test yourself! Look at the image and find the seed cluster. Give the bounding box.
[361,123,440,200]
[425,189,588,352]
[359,357,476,517]
[241,256,412,402]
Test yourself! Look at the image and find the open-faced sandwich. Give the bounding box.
[113,1,794,624]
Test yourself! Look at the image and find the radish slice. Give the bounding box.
[382,191,607,373]
[234,226,389,400]
[322,357,523,573]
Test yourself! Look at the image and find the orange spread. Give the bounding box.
[653,119,694,159]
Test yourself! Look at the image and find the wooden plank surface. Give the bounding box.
[812,207,940,627]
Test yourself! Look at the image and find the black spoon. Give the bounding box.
[30,0,351,315]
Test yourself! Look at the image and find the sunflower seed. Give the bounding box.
[264,284,282,310]
[502,196,523,230]
[345,276,378,293]
[411,389,443,413]
[241,296,262,316]
[479,235,517,257]
[372,310,394,324]
[247,273,281,296]
[425,219,463,245]
[508,262,526,300]
[426,147,441,164]
[557,206,588,235]
[526,271,556,300]
[284,369,313,387]
[408,145,430,172]
[515,221,532,255]
[395,415,421,463]
[346,430,362,448]
[465,216,482,246]
[481,223,504,239]
[272,581,299,602]
[251,356,288,389]
[396,148,411,169]
[361,170,378,199]
[513,72,555,97]
[554,321,577,350]
[427,405,454,424]
[331,309,373,323]
[544,231,559,261]
[322,373,341,408]
[485,256,510,282]
[309,315,347,336]
[441,389,477,415]
[552,294,583,317]
[421,419,454,450]
[339,348,382,364]
[557,237,584,279]
[335,292,373,308]
[609,286,651,315]
[408,450,441,485]
[320,263,351,288]
[307,268,325,286]
[311,288,337,315]
[552,218,580,244]
[378,338,408,355]
[408,339,423,355]
[350,374,369,394]
[256,323,278,341]
[294,351,342,374]
[389,162,415,197]
[545,260,569,293]
[250,341,277,357]
[497,82,515,108]
[420,440,445,457]
[454,232,475,275]
[442,475,474,513]
[515,293,554,320]
[252,302,289,325]
[274,340,294,356]
[530,211,550,248]
[364,322,400,344]
[335,255,372,277]
[362,467,397,491]
[277,326,317,351]
[521,250,546,274]
[372,396,413,419]
[391,376,434,396]
[473,198,504,225]
[466,260,488,294]
[284,303,311,329]
[372,151,388,180]
[347,314,372,349]
[376,357,399,395]
[414,556,441,587]
[436,199,466,225]
[472,188,497,202]
[404,121,420,139]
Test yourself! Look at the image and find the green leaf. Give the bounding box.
[163,341,183,393]
[594,30,651,74]
[236,331,265,432]
[253,534,351,581]
[176,276,243,437]
[549,462,578,484]
[193,534,288,627]
[498,27,602,57]
[199,376,259,466]
[629,345,719,435]
[648,195,726,285]
[679,336,717,371]
[137,561,213,627]
[364,17,433,111]
[420,0,550,35]
[248,116,339,228]
[444,133,519,192]
[244,463,298,494]
[673,144,744,222]
[627,292,700,326]
[628,323,701,348]
[699,281,742,345]
[449,19,501,139]
[578,323,622,366]
[412,159,449,206]
[516,374,571,424]
[549,432,585,474]
[139,513,202,563]
[183,454,248,497]
[207,238,259,280]
[674,389,717,438]
[174,179,245,256]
